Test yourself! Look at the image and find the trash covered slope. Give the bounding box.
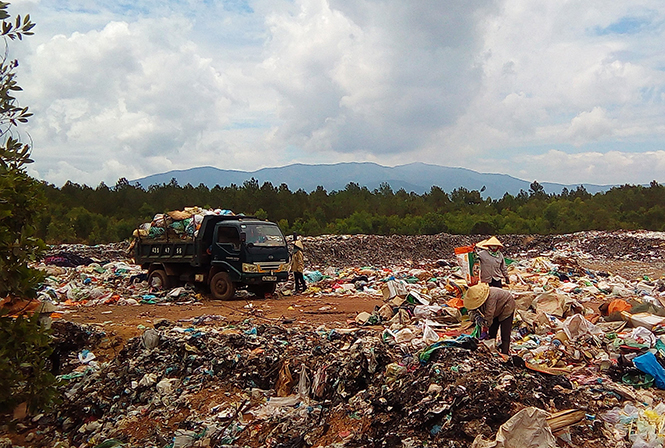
[301,231,665,267]
[22,320,609,448]
[7,230,665,448]
[42,230,665,268]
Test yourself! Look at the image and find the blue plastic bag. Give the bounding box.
[633,352,665,389]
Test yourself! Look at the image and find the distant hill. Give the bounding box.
[131,162,612,198]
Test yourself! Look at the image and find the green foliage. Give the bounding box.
[0,168,46,298]
[0,2,43,299]
[0,312,58,413]
[254,208,268,220]
[0,2,59,416]
[29,178,665,241]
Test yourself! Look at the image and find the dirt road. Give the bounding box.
[64,292,384,349]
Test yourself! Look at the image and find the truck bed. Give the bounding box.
[135,240,198,264]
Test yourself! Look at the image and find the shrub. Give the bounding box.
[0,312,59,414]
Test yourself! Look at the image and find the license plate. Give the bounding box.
[262,276,277,281]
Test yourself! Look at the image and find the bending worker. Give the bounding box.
[464,282,515,355]
[476,236,509,288]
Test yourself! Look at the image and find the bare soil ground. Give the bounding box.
[63,292,384,359]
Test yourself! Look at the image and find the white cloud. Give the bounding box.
[507,149,665,185]
[261,0,495,155]
[22,17,253,185]
[436,1,665,151]
[6,0,665,187]
[564,107,616,146]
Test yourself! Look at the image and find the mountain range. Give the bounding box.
[131,162,613,198]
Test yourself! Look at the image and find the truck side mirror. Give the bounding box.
[240,232,246,243]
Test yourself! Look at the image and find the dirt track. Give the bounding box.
[64,292,384,357]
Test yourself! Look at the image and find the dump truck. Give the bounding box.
[134,215,290,299]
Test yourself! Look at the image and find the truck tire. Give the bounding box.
[210,272,234,300]
[249,283,277,297]
[148,269,170,290]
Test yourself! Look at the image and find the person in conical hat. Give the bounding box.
[475,236,509,288]
[476,236,503,249]
[464,282,516,355]
[291,239,306,293]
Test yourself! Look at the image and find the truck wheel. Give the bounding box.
[250,283,277,297]
[210,272,234,300]
[148,269,170,290]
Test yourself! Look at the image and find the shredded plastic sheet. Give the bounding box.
[471,407,557,448]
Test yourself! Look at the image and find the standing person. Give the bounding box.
[475,236,509,288]
[464,283,516,355]
[291,240,306,293]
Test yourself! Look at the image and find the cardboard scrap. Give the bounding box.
[381,280,408,301]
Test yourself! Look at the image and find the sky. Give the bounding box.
[9,0,665,187]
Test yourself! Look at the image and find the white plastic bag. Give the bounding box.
[422,324,440,345]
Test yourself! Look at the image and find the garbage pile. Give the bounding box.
[301,231,665,267]
[133,207,234,241]
[33,230,665,308]
[13,319,623,448]
[43,242,131,266]
[7,230,665,447]
[35,258,201,306]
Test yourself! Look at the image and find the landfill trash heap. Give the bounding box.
[6,230,665,447]
[301,230,665,267]
[9,319,615,448]
[36,245,202,307]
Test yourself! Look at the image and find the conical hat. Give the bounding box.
[294,240,304,249]
[464,283,490,310]
[477,236,503,249]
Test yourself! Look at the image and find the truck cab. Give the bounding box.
[211,220,290,292]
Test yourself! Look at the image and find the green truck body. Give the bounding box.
[135,215,290,299]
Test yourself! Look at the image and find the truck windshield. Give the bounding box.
[243,224,286,247]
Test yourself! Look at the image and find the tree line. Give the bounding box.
[36,177,665,244]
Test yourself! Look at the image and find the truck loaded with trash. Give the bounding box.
[131,207,290,299]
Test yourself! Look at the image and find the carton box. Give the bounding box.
[382,280,408,301]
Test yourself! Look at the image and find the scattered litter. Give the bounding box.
[8,230,665,447]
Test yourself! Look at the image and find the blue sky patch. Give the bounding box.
[221,0,254,14]
[594,16,651,35]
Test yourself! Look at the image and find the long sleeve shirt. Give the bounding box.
[469,287,515,326]
[291,250,304,273]
[476,249,509,283]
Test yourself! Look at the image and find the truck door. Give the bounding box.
[213,225,241,262]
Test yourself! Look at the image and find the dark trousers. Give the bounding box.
[294,271,306,292]
[488,313,513,355]
[489,278,503,288]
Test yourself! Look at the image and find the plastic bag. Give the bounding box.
[423,324,440,345]
[634,352,665,389]
[562,314,603,340]
[600,407,622,424]
[395,328,415,343]
[628,327,657,348]
[297,364,310,399]
[275,360,294,397]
